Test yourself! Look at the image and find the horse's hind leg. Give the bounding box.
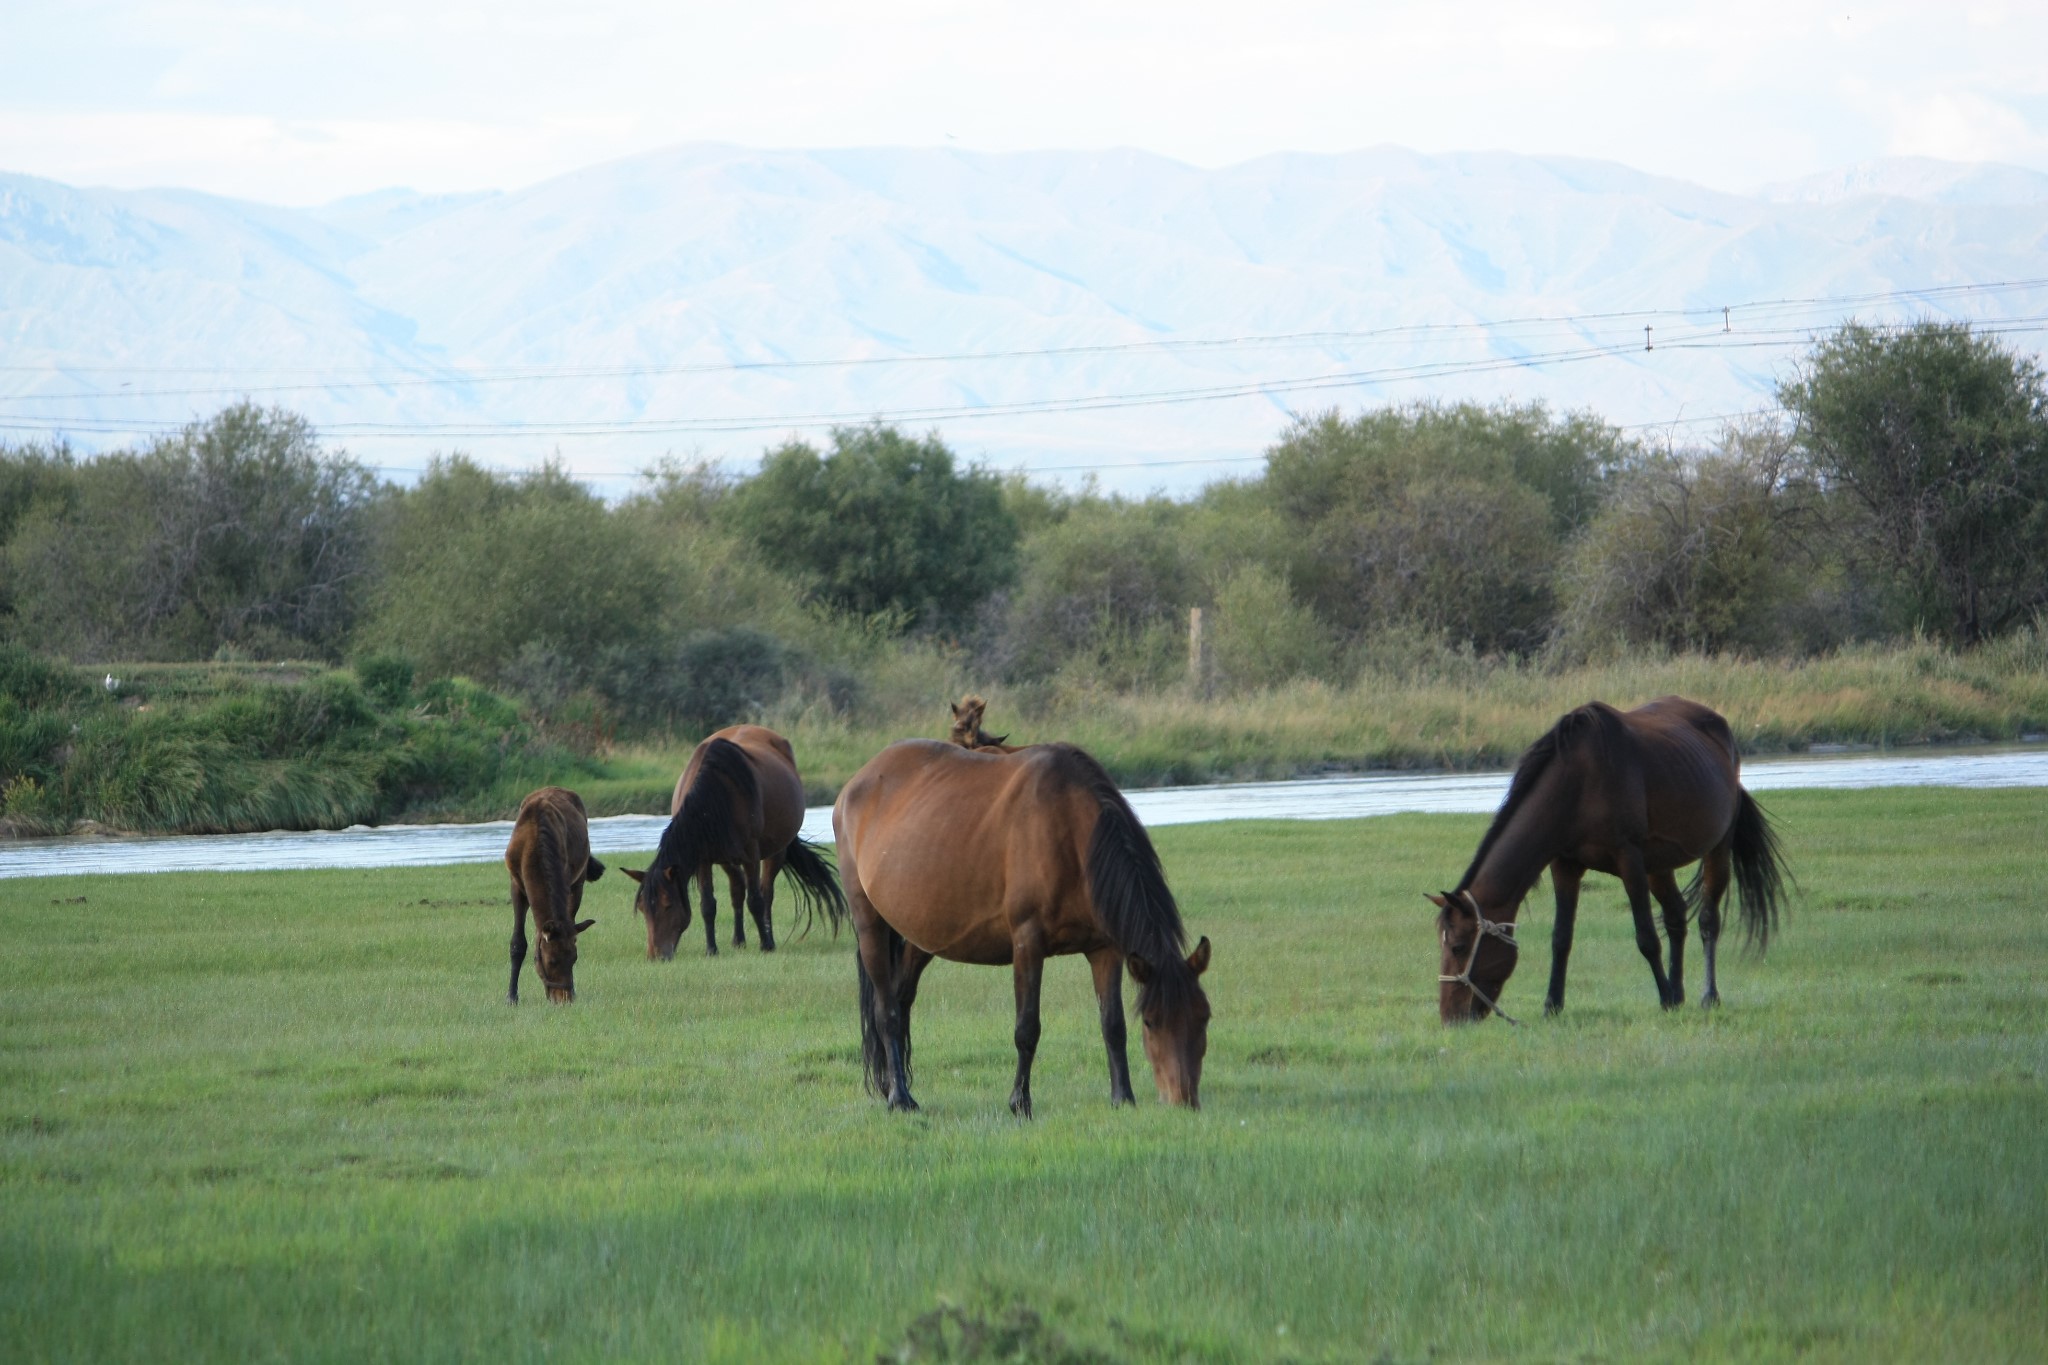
[1088,946,1135,1105]
[1544,860,1585,1016]
[1696,843,1731,1009]
[1619,850,1677,1009]
[507,881,530,1004]
[698,866,719,956]
[849,877,917,1111]
[742,849,775,952]
[1651,869,1690,1008]
[758,852,783,949]
[896,943,932,1085]
[1007,926,1047,1118]
[726,865,748,948]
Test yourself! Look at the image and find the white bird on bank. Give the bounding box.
[104,673,119,692]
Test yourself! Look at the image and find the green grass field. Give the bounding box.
[4,788,2045,1362]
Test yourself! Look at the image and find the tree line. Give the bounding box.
[3,320,2045,735]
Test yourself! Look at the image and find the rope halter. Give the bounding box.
[1439,901,1522,1026]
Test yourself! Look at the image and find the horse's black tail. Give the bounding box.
[1729,786,1788,953]
[778,836,847,939]
[856,918,908,1098]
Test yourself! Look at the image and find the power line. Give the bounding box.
[4,277,2045,405]
[9,316,2046,444]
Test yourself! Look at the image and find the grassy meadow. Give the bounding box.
[3,787,2046,1362]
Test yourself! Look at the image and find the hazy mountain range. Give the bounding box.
[3,145,2046,491]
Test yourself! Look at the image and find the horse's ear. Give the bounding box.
[949,701,962,719]
[622,867,645,884]
[573,918,596,934]
[1125,952,1153,985]
[1187,936,1211,976]
[661,865,678,884]
[1426,893,1449,910]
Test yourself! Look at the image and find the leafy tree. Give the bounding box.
[995,496,1196,686]
[1780,321,2048,644]
[2,405,382,659]
[732,426,1018,634]
[1261,402,1626,653]
[1558,425,1827,656]
[361,456,669,682]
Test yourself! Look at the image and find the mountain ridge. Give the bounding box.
[3,145,2045,490]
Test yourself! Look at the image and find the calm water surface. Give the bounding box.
[5,745,2046,881]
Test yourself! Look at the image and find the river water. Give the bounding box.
[5,745,2046,882]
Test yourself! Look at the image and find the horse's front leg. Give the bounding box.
[507,881,530,1004]
[1619,850,1676,1008]
[1544,860,1584,1016]
[1008,930,1047,1118]
[1088,946,1135,1105]
[698,865,719,956]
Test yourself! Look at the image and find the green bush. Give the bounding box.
[1210,564,1331,691]
[732,425,1019,634]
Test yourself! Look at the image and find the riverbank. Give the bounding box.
[6,636,2047,836]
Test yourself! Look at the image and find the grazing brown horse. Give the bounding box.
[947,694,1022,753]
[623,725,844,958]
[1431,696,1788,1024]
[505,786,604,1003]
[835,739,1211,1115]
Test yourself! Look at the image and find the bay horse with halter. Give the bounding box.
[505,786,604,1003]
[947,694,1022,753]
[835,739,1211,1115]
[1432,696,1788,1023]
[622,725,845,958]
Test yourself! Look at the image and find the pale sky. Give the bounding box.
[4,1,2048,205]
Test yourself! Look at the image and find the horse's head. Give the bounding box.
[1430,890,1515,1023]
[534,915,596,1002]
[622,862,691,959]
[1125,936,1212,1107]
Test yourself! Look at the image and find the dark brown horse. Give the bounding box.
[1432,696,1787,1023]
[835,739,1211,1115]
[947,694,1022,752]
[622,724,844,958]
[505,786,604,1003]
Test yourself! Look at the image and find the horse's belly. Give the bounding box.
[858,853,1016,964]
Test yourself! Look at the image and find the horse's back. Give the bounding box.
[835,741,1097,960]
[674,724,807,850]
[1618,698,1742,856]
[508,786,592,874]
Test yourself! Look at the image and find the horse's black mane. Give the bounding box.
[1042,744,1198,1017]
[533,801,571,929]
[654,737,756,875]
[1456,702,1627,893]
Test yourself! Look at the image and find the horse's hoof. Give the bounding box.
[1542,998,1563,1017]
[1701,993,1721,1011]
[1009,1095,1033,1119]
[888,1094,920,1114]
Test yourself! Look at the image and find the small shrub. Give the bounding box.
[1210,564,1331,691]
[353,652,416,708]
